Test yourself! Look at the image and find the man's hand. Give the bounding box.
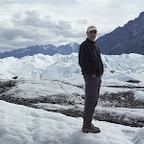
[92,73,96,77]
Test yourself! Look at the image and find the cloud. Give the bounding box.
[2,0,78,5]
[0,0,17,5]
[11,10,79,37]
[0,8,87,52]
[0,0,144,52]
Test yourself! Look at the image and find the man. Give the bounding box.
[78,26,104,133]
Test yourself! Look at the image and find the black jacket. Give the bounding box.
[78,38,104,76]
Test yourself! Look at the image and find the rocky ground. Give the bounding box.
[0,80,144,127]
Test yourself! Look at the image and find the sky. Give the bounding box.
[0,53,144,143]
[0,0,144,52]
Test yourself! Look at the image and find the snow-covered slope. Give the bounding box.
[0,53,144,83]
[0,100,139,144]
[0,53,144,144]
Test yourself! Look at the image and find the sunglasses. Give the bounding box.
[89,30,97,34]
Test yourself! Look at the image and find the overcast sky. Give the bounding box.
[0,0,144,52]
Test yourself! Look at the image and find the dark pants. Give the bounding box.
[83,75,101,127]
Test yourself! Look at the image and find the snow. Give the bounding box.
[0,52,144,144]
[133,127,144,144]
[134,91,144,102]
[3,79,84,98]
[0,100,138,144]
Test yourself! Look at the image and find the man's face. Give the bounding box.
[87,30,97,41]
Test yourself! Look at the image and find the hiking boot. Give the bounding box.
[82,124,101,133]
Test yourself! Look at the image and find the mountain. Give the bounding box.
[0,44,57,59]
[97,12,144,55]
[0,42,79,58]
[0,12,144,58]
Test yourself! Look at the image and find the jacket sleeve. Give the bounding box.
[79,44,94,75]
[90,45,104,76]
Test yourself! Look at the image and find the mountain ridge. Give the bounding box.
[0,12,144,58]
[0,42,79,58]
[97,12,144,54]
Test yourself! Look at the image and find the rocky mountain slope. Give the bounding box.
[97,12,144,55]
